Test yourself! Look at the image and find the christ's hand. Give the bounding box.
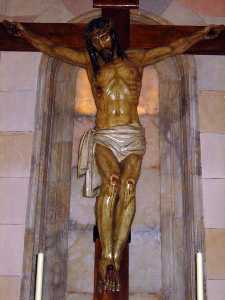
[3,20,25,38]
[204,24,225,40]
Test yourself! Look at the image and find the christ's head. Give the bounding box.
[85,17,126,75]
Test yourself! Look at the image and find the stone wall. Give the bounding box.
[198,78,225,299]
[0,1,225,299]
[0,52,41,300]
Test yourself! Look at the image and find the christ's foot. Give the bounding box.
[105,265,120,293]
[98,258,120,293]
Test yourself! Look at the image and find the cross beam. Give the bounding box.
[0,22,225,55]
[93,0,139,8]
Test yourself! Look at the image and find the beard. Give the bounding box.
[99,48,114,63]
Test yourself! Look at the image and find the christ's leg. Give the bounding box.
[114,154,142,272]
[95,144,120,291]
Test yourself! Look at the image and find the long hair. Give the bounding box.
[85,17,126,76]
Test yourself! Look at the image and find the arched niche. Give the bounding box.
[20,10,205,300]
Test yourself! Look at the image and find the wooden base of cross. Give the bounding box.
[93,226,129,300]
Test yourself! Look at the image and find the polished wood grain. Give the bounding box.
[93,0,139,8]
[1,23,225,54]
[0,23,86,51]
[130,24,225,55]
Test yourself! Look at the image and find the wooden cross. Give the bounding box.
[0,0,225,54]
[1,1,224,300]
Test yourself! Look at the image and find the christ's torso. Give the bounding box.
[87,57,143,129]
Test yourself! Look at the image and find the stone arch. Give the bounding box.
[20,10,204,300]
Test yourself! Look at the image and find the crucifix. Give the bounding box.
[1,1,225,300]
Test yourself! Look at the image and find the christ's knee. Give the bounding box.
[101,174,120,200]
[120,178,136,208]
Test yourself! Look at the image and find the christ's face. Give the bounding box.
[91,28,114,63]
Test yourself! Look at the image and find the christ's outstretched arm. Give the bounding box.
[3,20,89,68]
[127,25,224,66]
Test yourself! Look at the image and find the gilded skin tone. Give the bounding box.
[4,19,223,293]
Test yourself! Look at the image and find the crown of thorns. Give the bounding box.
[85,17,114,39]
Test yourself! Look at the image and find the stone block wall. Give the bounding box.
[0,52,41,300]
[198,88,225,298]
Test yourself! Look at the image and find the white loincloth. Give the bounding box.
[77,123,146,197]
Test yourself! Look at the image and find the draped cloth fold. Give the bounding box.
[78,123,146,197]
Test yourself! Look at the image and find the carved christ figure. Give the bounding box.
[4,18,223,293]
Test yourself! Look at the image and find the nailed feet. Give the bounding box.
[98,257,120,293]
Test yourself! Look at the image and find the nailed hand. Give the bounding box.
[3,20,25,37]
[204,24,225,40]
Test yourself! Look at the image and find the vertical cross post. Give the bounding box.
[93,0,139,49]
[93,226,130,300]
